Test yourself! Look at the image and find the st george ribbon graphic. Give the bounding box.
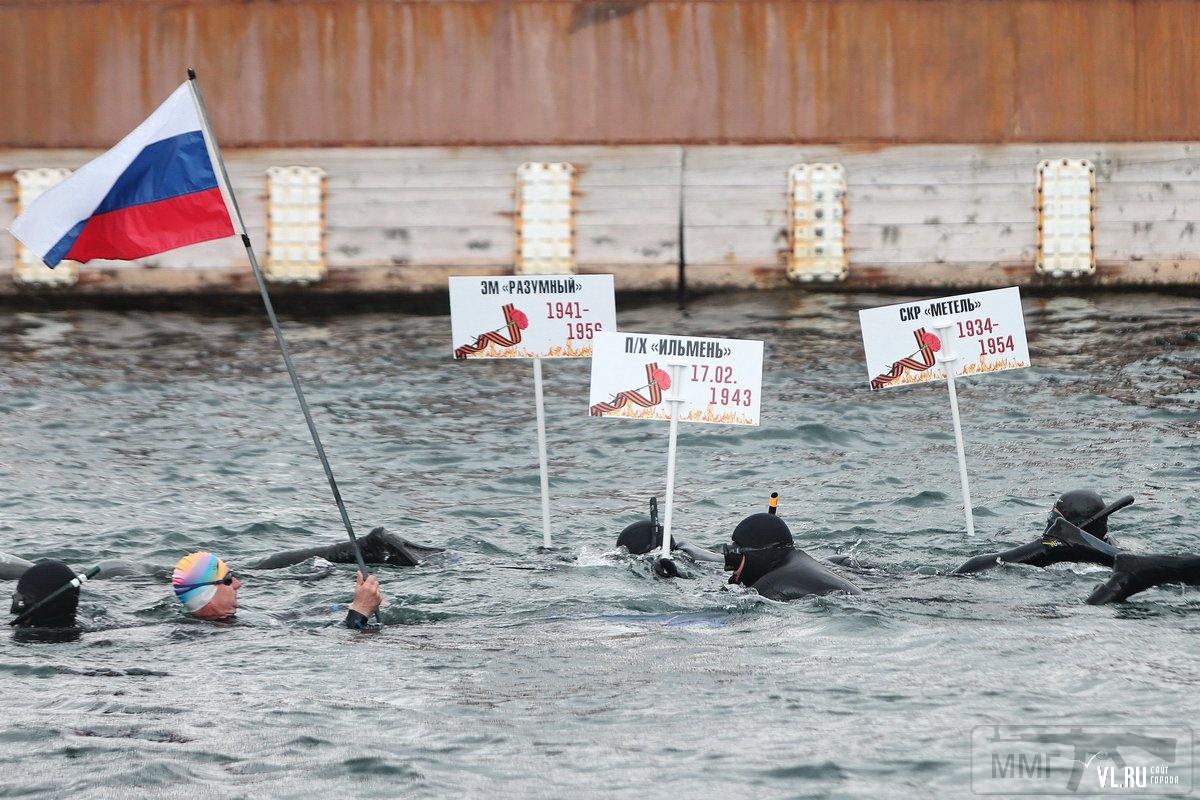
[454,304,529,359]
[589,363,667,416]
[870,328,939,390]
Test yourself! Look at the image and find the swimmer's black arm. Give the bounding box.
[953,541,1047,574]
[672,541,724,563]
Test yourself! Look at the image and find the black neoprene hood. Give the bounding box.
[1055,489,1108,536]
[617,520,675,555]
[732,513,794,549]
[12,559,79,627]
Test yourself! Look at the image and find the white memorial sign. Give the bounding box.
[588,332,763,426]
[859,286,1030,390]
[449,274,615,359]
[857,287,1032,538]
[450,274,616,549]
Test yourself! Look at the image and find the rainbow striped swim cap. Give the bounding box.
[172,551,229,613]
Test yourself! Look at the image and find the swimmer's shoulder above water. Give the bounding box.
[953,490,1130,574]
[722,510,862,601]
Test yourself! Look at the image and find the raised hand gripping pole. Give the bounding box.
[186,70,376,613]
[933,320,974,537]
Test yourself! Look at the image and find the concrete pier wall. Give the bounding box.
[3,143,1198,298]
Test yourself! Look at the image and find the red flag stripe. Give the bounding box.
[65,187,234,264]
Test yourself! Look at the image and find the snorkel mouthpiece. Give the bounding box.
[729,555,747,584]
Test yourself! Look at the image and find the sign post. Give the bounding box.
[858,287,1030,536]
[451,275,617,548]
[658,362,687,563]
[532,357,552,548]
[932,319,975,537]
[589,331,764,571]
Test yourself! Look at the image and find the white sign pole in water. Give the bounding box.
[932,319,975,537]
[658,363,687,562]
[858,287,1031,537]
[589,331,764,570]
[450,275,617,548]
[532,357,552,548]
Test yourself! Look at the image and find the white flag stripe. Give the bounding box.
[8,82,204,259]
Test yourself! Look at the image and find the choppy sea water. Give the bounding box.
[0,291,1197,799]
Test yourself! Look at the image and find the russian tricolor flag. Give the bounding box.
[8,82,235,268]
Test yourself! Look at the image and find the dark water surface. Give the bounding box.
[1,292,1198,799]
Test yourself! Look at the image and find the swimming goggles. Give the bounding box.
[175,573,237,592]
[721,542,792,573]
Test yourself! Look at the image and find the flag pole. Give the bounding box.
[184,69,377,599]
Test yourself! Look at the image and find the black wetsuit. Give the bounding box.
[953,536,1116,574]
[2,528,438,579]
[725,512,863,601]
[1088,554,1200,604]
[615,518,723,564]
[954,490,1119,574]
[747,549,864,602]
[1035,514,1200,605]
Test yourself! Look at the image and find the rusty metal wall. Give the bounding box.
[2,0,1199,147]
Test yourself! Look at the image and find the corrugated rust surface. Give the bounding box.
[2,0,1199,147]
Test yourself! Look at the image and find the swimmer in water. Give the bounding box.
[1040,515,1200,604]
[5,527,436,630]
[615,498,724,564]
[8,560,83,629]
[616,494,873,573]
[721,498,863,601]
[953,490,1131,574]
[170,551,382,629]
[9,553,381,631]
